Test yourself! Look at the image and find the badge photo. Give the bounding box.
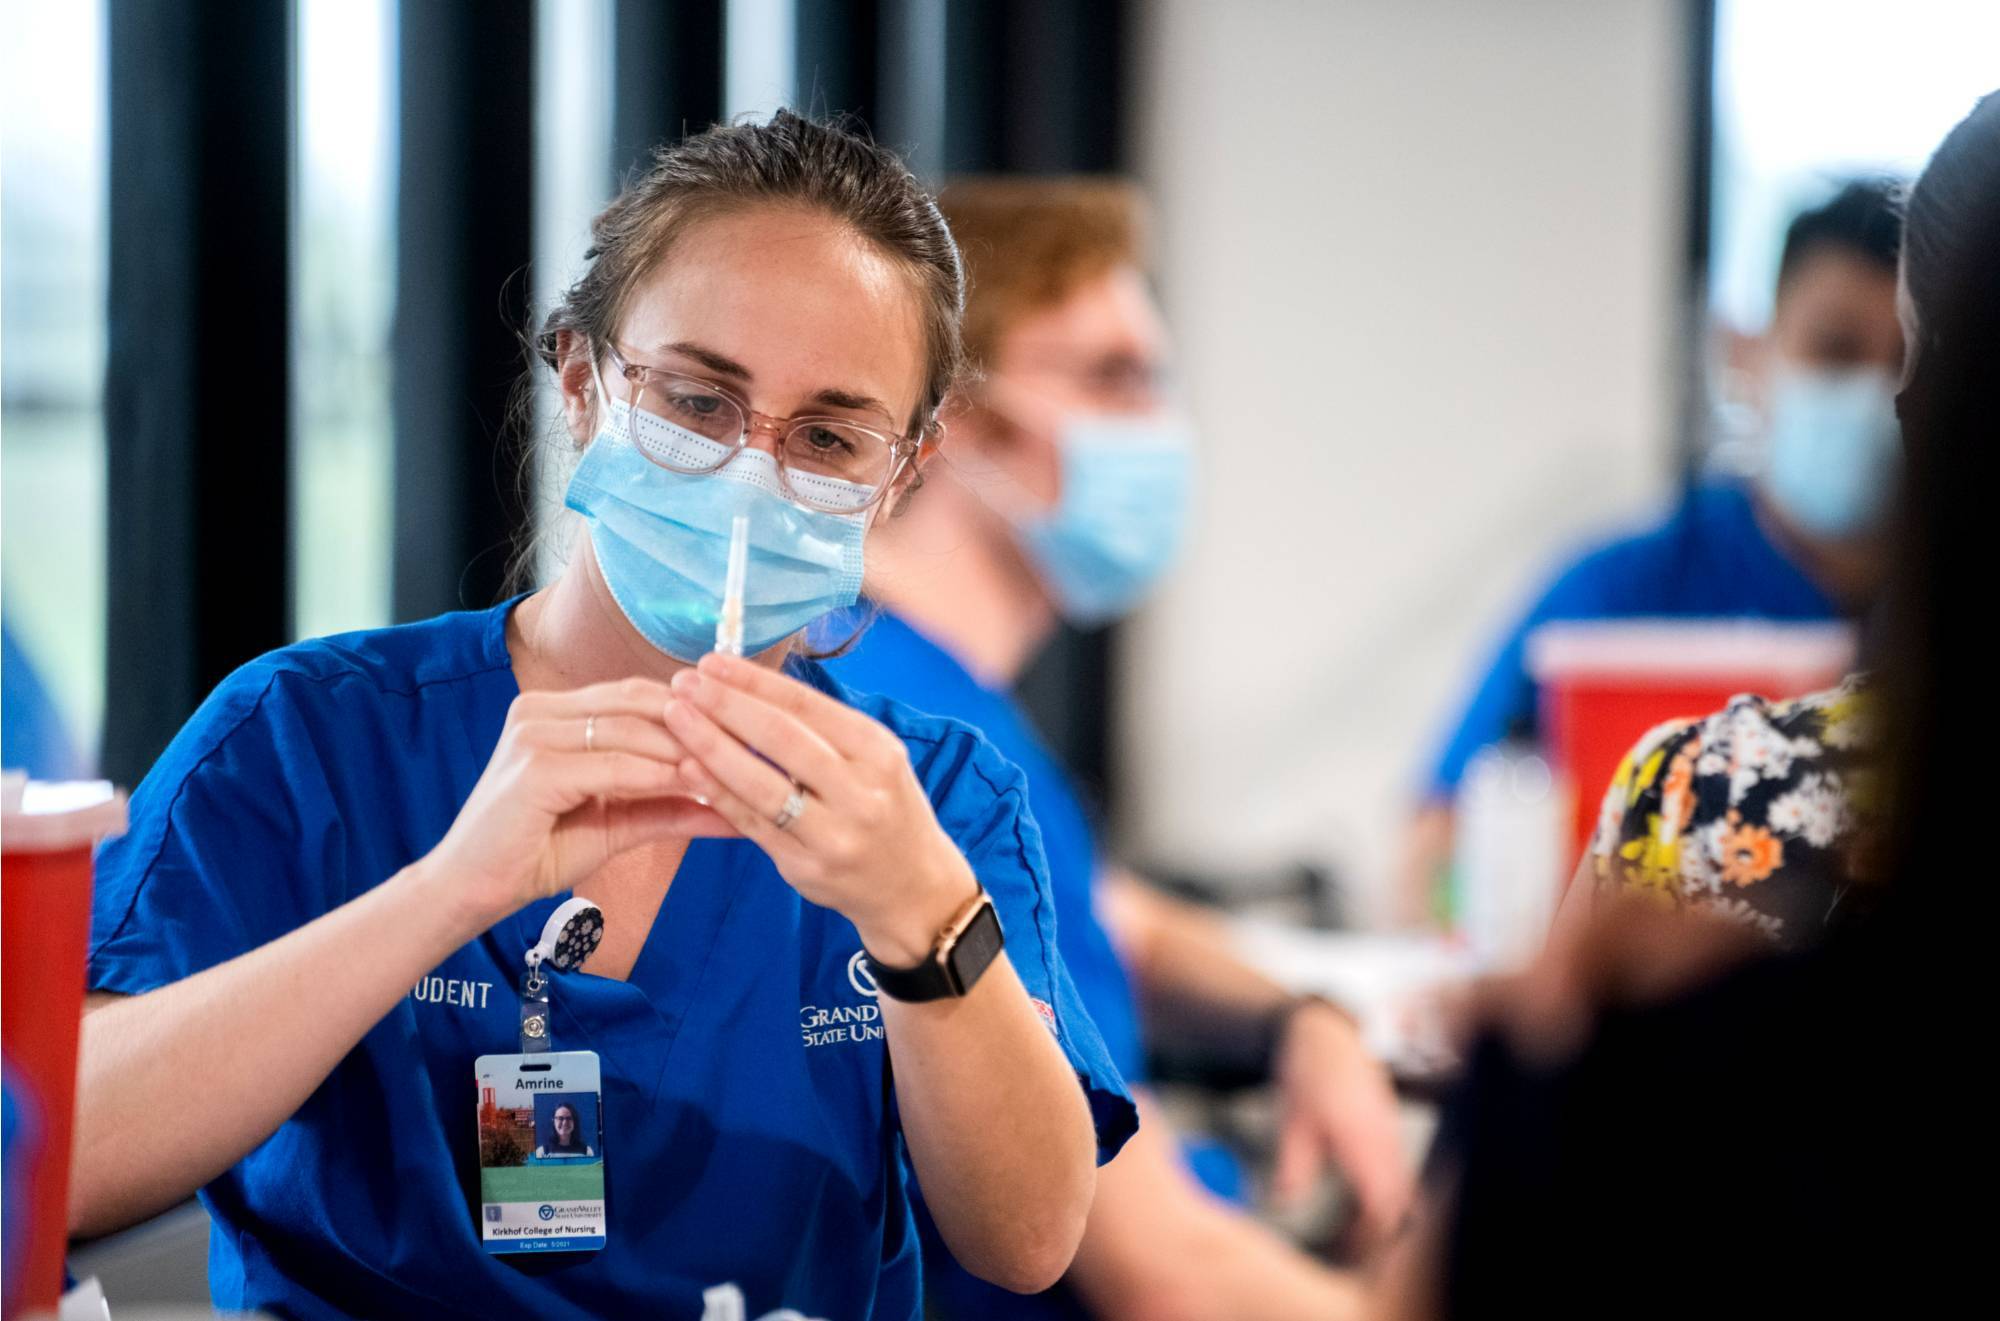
[474,1050,606,1254]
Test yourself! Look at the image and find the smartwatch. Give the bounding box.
[863,889,1004,1002]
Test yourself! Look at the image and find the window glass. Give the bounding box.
[293,0,399,640]
[2,0,108,773]
[725,0,797,121]
[1710,0,2000,330]
[526,0,614,587]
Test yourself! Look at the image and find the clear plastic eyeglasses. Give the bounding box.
[603,344,921,516]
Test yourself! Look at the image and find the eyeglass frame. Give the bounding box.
[998,350,1177,413]
[600,342,928,514]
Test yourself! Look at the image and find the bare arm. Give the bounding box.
[1101,870,1412,1246]
[1395,802,1457,931]
[879,959,1097,1293]
[1100,870,1295,1063]
[75,862,495,1236]
[1547,850,1600,954]
[1066,1093,1367,1321]
[73,678,709,1237]
[660,653,1098,1291]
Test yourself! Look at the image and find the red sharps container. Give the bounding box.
[3,773,127,1319]
[1528,620,1855,863]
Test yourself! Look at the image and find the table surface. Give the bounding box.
[1228,920,1481,1087]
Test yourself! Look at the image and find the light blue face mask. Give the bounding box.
[1760,368,1901,540]
[565,390,870,662]
[1011,415,1196,625]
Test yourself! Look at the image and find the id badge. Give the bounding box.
[475,1050,606,1253]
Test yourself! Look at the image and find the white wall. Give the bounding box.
[1120,0,1687,923]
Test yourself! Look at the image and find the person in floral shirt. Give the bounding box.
[1585,675,1881,947]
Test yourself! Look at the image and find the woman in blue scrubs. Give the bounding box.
[73,113,1132,1321]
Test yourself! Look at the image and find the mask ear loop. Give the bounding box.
[884,420,944,521]
[587,355,619,445]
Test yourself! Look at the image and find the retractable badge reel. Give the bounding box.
[475,897,609,1254]
[518,896,604,1052]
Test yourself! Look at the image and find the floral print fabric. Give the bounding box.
[1587,674,1877,947]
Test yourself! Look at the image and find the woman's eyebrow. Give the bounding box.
[657,340,753,380]
[810,387,892,415]
[657,340,892,417]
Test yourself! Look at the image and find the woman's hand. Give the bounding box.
[666,652,1100,1287]
[661,652,977,963]
[1271,1001,1413,1252]
[426,677,729,924]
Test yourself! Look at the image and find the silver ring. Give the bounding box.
[773,786,808,831]
[584,713,597,754]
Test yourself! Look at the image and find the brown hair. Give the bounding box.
[936,176,1147,371]
[536,110,965,436]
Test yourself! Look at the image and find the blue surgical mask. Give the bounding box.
[1760,368,1901,540]
[565,388,869,661]
[1010,415,1195,625]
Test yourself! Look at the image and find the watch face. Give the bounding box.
[948,903,1005,993]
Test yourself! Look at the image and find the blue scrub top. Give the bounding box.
[88,600,1135,1321]
[826,612,1143,1085]
[827,611,1149,1321]
[3,620,83,780]
[1424,481,1840,797]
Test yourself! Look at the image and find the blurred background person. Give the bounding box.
[2,620,84,781]
[1376,86,1995,1319]
[1398,179,1906,927]
[829,177,1406,1320]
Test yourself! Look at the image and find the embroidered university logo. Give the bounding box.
[800,951,884,1050]
[846,949,879,997]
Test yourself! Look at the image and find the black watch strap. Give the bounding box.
[863,892,1004,1002]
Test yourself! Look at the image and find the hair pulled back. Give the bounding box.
[536,110,964,435]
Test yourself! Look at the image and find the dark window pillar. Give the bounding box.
[104,0,294,785]
[878,0,948,181]
[1678,0,1718,478]
[612,0,725,183]
[795,0,882,129]
[392,0,537,623]
[944,0,1126,175]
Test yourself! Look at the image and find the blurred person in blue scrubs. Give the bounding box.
[1372,92,2000,1320]
[2,619,84,780]
[1398,180,1907,926]
[71,115,1131,1320]
[829,178,1406,1320]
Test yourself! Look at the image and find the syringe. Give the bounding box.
[714,514,749,657]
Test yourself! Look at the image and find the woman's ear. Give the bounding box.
[554,330,598,447]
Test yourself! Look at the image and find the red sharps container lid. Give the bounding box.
[1,772,128,853]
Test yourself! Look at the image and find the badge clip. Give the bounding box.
[517,897,605,1053]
